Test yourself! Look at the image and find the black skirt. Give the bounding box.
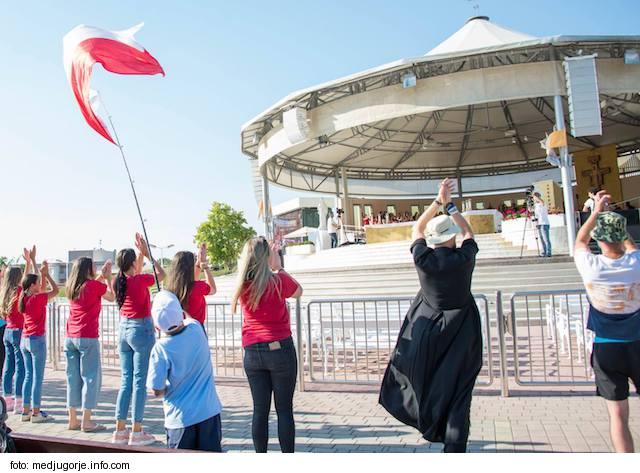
[379,293,482,443]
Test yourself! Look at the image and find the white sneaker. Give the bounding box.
[128,430,157,446]
[112,429,131,445]
[31,411,54,423]
[13,398,22,415]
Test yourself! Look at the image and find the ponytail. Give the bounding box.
[115,248,137,309]
[18,274,39,313]
[115,271,128,309]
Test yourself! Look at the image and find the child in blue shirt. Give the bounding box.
[148,290,223,451]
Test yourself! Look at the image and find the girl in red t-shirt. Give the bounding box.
[164,243,216,327]
[19,256,59,423]
[111,233,165,446]
[0,248,34,413]
[65,257,116,432]
[231,237,303,453]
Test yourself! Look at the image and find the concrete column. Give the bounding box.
[262,174,272,239]
[341,167,350,226]
[553,95,577,256]
[456,173,463,200]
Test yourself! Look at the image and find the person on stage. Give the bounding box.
[582,187,600,213]
[111,234,165,446]
[64,257,115,432]
[533,192,552,257]
[379,178,482,453]
[164,243,216,329]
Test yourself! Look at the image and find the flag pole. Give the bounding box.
[98,92,161,291]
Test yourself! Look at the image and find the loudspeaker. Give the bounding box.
[563,55,602,137]
[283,107,310,144]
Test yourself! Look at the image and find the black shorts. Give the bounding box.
[591,340,640,401]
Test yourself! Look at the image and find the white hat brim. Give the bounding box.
[426,224,461,246]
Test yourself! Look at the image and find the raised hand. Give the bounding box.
[40,260,49,277]
[23,248,30,262]
[437,178,455,204]
[135,233,150,258]
[30,245,37,261]
[268,241,282,271]
[593,190,611,214]
[101,260,113,280]
[198,242,208,264]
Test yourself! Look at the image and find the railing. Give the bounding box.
[44,290,602,395]
[304,295,494,386]
[509,289,593,386]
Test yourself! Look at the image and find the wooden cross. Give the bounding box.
[581,155,611,188]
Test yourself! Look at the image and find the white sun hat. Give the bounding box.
[425,215,460,245]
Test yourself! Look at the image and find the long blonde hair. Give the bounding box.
[231,237,279,313]
[0,267,23,319]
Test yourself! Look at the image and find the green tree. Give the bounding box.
[195,202,256,270]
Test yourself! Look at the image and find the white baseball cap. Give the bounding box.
[151,290,184,333]
[426,215,460,246]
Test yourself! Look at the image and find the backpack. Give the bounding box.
[0,397,16,453]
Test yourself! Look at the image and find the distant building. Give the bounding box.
[67,248,116,276]
[49,260,68,284]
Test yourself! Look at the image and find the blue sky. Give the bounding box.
[1,0,637,261]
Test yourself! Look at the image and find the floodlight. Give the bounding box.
[624,49,640,65]
[402,72,417,88]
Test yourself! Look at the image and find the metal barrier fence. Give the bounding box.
[44,289,601,394]
[508,289,593,387]
[305,295,494,386]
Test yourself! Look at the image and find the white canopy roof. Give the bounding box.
[425,16,536,57]
[241,17,640,197]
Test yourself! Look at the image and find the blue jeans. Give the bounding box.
[166,414,222,452]
[537,224,552,256]
[21,335,46,408]
[115,317,155,423]
[65,338,102,410]
[3,328,24,398]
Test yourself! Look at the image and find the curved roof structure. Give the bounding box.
[242,17,640,197]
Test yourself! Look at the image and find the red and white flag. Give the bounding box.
[63,23,164,144]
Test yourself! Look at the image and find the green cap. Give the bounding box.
[590,212,627,243]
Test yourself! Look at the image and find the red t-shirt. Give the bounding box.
[119,274,155,318]
[184,280,211,325]
[22,293,49,337]
[67,279,107,338]
[5,287,24,329]
[240,271,299,347]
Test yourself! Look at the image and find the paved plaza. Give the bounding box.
[6,368,640,453]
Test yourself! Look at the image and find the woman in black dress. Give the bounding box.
[380,178,482,453]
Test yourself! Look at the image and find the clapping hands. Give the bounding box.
[437,178,456,204]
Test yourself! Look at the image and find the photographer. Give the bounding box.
[533,192,552,257]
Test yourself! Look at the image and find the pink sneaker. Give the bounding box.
[4,397,15,412]
[128,430,157,447]
[111,429,130,445]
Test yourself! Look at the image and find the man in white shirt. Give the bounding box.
[533,192,552,257]
[582,187,599,213]
[327,209,339,248]
[574,189,640,453]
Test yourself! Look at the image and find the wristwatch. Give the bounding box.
[446,202,459,215]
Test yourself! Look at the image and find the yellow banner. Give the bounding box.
[547,129,567,148]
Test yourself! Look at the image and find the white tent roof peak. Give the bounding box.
[425,16,537,57]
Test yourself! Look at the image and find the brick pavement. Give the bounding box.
[6,368,639,452]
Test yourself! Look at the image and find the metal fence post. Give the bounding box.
[496,291,509,397]
[51,302,59,371]
[295,297,305,392]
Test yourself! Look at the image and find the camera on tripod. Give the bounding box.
[524,185,537,222]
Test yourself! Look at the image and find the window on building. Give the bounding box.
[364,205,373,216]
[503,200,512,207]
[410,205,420,217]
[386,205,396,216]
[475,202,485,210]
[516,199,526,206]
